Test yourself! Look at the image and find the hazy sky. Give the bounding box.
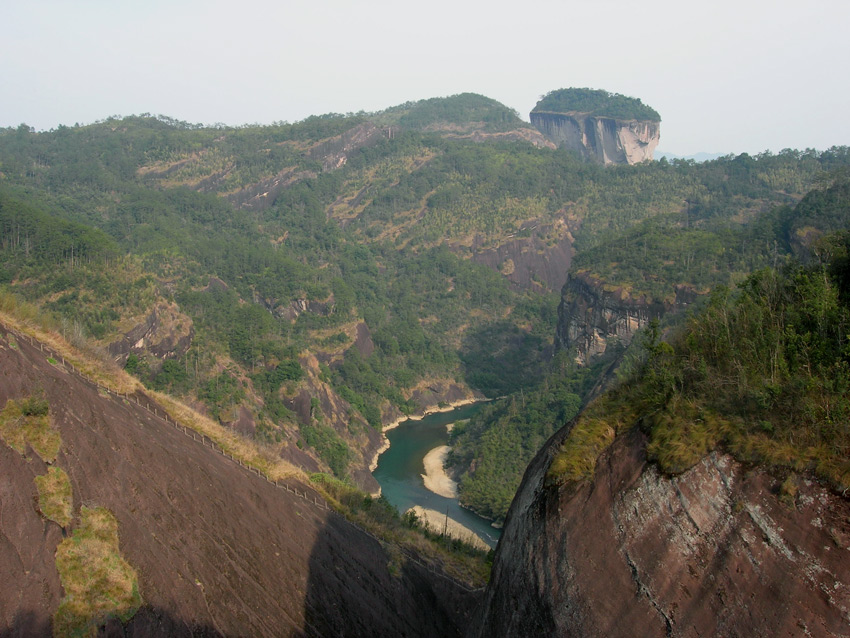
[3,0,848,155]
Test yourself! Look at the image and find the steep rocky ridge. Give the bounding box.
[556,271,699,364]
[472,425,850,637]
[531,111,660,165]
[0,324,480,637]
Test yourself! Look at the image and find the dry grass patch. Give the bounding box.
[546,394,638,486]
[547,416,616,485]
[645,403,732,474]
[0,301,140,396]
[150,390,302,483]
[35,466,73,527]
[53,506,142,637]
[0,395,61,462]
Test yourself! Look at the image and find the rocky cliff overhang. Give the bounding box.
[530,110,660,165]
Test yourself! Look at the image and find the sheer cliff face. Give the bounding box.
[531,111,660,165]
[556,272,698,364]
[471,427,850,638]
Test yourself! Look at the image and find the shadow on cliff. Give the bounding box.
[459,320,552,397]
[303,512,481,638]
[0,323,479,637]
[0,605,228,638]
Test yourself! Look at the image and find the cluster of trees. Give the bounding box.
[448,352,601,521]
[532,88,662,121]
[0,190,118,276]
[445,169,850,517]
[597,238,849,490]
[548,178,850,495]
[376,93,527,133]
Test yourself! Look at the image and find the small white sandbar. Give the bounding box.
[421,445,458,498]
[406,505,489,551]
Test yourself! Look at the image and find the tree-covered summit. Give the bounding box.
[376,93,529,133]
[532,88,661,122]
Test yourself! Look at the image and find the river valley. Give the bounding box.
[372,402,502,548]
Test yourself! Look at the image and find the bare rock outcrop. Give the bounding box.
[224,122,392,211]
[531,111,660,165]
[472,426,850,637]
[107,301,193,365]
[431,125,556,149]
[469,219,575,293]
[556,271,698,364]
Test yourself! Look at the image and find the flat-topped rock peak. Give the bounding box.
[531,88,661,165]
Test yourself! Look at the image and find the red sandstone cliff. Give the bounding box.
[471,426,850,637]
[0,323,479,637]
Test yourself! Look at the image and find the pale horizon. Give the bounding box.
[3,0,848,156]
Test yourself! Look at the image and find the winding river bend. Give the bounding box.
[373,402,502,548]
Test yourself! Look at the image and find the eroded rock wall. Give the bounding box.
[531,111,660,165]
[472,427,850,637]
[556,272,697,364]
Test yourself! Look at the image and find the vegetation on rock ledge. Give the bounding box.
[53,506,142,637]
[533,88,661,121]
[549,229,850,493]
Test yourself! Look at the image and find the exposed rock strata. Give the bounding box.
[557,271,698,364]
[472,426,850,637]
[430,125,556,149]
[531,111,660,165]
[222,122,391,211]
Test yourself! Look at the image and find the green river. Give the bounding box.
[372,402,501,548]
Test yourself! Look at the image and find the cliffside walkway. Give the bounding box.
[1,323,483,593]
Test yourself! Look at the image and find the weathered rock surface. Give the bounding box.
[304,121,393,171]
[531,111,660,165]
[0,324,480,637]
[469,219,575,293]
[107,301,194,365]
[471,426,850,637]
[431,125,556,149]
[556,271,698,364]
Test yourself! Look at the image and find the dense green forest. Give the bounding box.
[533,88,662,121]
[1,96,848,515]
[454,167,850,520]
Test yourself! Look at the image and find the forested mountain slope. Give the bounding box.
[1,94,848,506]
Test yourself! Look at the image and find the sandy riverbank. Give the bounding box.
[406,505,490,551]
[382,396,483,433]
[421,445,458,498]
[368,397,484,473]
